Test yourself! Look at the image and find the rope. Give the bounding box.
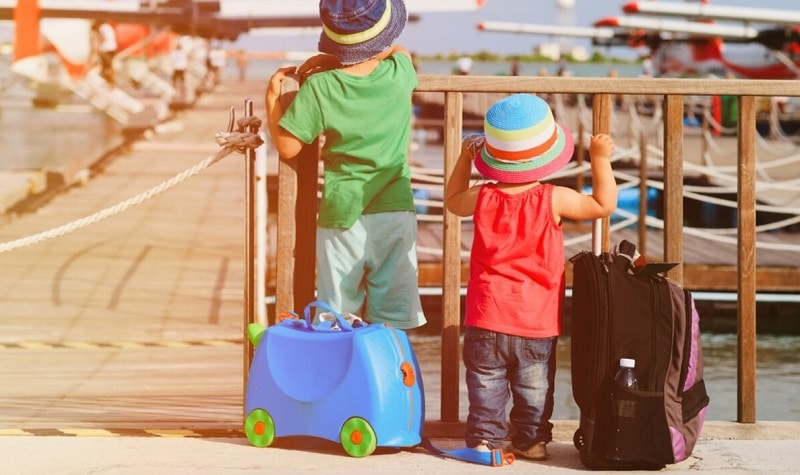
[0,116,264,254]
[613,208,800,252]
[626,139,800,211]
[702,107,738,136]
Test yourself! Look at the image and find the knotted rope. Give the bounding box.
[215,115,264,154]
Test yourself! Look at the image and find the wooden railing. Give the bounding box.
[272,74,800,425]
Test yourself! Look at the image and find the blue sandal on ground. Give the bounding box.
[421,438,514,467]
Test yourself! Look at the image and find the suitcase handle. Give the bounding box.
[303,300,354,332]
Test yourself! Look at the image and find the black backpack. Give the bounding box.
[569,240,710,470]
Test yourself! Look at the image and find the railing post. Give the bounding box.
[663,95,684,284]
[292,147,319,308]
[441,91,463,423]
[275,152,298,316]
[737,95,757,423]
[274,77,319,319]
[275,153,319,318]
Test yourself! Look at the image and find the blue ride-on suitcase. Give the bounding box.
[244,301,424,457]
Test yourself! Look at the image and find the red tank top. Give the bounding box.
[465,183,565,338]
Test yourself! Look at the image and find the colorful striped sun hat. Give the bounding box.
[475,94,575,184]
[318,0,407,65]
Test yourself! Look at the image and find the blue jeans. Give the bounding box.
[463,326,557,449]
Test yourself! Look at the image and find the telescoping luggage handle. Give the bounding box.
[592,219,603,255]
[302,300,355,332]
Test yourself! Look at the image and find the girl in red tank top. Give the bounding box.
[446,94,617,461]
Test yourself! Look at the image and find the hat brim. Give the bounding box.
[474,122,575,184]
[318,0,407,65]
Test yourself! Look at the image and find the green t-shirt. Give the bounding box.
[279,53,418,228]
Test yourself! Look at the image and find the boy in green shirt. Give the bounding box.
[265,0,426,330]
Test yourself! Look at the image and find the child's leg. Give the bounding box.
[316,223,368,319]
[362,211,426,329]
[508,336,558,450]
[463,326,511,449]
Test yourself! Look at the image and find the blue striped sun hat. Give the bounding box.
[318,0,407,65]
[475,94,575,184]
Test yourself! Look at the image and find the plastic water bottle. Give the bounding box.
[608,358,639,461]
[615,358,639,390]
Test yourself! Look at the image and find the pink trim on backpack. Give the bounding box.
[684,298,701,391]
[669,426,686,462]
[670,405,709,462]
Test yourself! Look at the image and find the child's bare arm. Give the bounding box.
[553,134,618,221]
[445,144,480,217]
[265,66,304,159]
[588,133,618,215]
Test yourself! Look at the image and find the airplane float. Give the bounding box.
[1,0,487,121]
[477,0,800,80]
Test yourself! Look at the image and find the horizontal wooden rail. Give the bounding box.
[416,75,800,96]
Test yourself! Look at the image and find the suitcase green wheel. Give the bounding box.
[245,408,275,448]
[339,417,377,457]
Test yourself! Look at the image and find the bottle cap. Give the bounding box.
[620,358,636,368]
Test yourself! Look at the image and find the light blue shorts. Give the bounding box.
[316,211,427,330]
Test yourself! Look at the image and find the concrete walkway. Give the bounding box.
[0,80,798,474]
[1,430,799,474]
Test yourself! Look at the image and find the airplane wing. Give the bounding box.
[47,15,322,41]
[476,1,799,80]
[198,0,489,38]
[218,0,487,15]
[477,20,641,48]
[0,2,323,40]
[478,21,616,40]
[594,16,760,41]
[0,0,488,40]
[622,1,800,28]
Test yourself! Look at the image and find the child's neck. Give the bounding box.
[340,57,380,76]
[495,181,540,194]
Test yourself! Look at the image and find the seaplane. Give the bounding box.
[0,0,486,123]
[477,0,800,80]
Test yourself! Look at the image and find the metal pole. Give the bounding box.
[255,131,268,326]
[243,99,258,414]
[592,94,611,255]
[638,131,648,257]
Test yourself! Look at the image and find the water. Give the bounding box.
[224,57,645,83]
[0,62,123,174]
[2,55,627,175]
[0,102,122,172]
[410,332,800,423]
[414,59,643,78]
